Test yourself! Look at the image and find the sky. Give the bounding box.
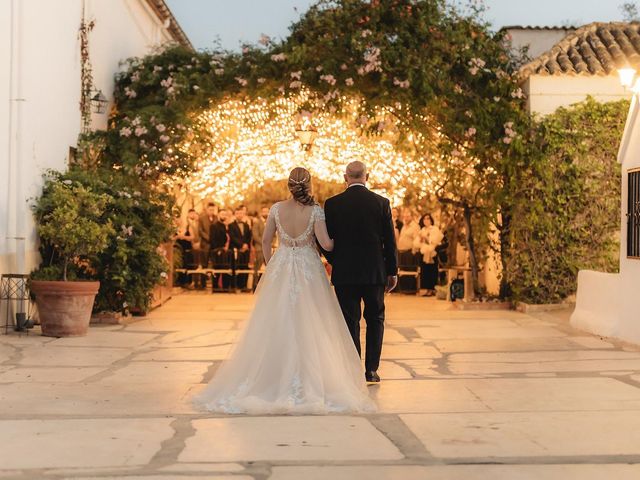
[165,0,629,51]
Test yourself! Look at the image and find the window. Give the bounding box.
[628,168,640,259]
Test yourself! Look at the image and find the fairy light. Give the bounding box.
[175,90,456,206]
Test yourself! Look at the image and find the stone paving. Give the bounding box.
[1,292,640,479]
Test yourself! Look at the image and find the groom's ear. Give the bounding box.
[343,174,348,183]
[365,173,370,181]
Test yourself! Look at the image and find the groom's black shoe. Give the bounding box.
[365,371,381,383]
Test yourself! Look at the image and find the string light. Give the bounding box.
[176,90,459,206]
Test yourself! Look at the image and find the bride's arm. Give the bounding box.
[262,211,277,265]
[314,218,334,252]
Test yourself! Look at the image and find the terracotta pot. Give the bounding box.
[30,280,100,337]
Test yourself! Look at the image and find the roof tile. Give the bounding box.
[520,22,640,77]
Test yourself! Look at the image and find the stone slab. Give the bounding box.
[17,346,132,367]
[0,367,104,383]
[0,383,196,416]
[401,410,640,458]
[370,380,490,414]
[378,360,414,379]
[569,336,615,349]
[433,337,589,353]
[449,350,640,363]
[180,417,403,462]
[270,465,640,480]
[381,344,441,359]
[49,331,158,348]
[159,463,245,472]
[96,361,209,384]
[449,359,640,375]
[154,330,239,347]
[135,345,232,361]
[463,377,640,412]
[73,476,248,480]
[0,418,173,469]
[416,326,566,340]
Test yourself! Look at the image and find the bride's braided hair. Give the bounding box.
[288,167,316,206]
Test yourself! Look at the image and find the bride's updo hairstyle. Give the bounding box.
[288,167,316,206]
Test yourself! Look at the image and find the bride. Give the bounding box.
[194,167,376,414]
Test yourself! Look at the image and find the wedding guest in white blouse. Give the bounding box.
[413,213,444,297]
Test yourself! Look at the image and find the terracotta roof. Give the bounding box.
[501,25,578,31]
[143,0,193,50]
[520,22,640,77]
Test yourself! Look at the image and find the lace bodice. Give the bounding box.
[271,202,325,249]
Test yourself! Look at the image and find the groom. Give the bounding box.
[324,161,398,383]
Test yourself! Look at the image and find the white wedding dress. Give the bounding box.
[194,202,376,414]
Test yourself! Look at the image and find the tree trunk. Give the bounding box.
[498,204,512,299]
[462,205,479,298]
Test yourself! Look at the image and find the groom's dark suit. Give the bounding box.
[324,184,398,373]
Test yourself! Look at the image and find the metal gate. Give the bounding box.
[628,168,640,259]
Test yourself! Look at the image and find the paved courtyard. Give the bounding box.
[1,292,640,479]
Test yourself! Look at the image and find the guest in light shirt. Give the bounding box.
[397,209,420,252]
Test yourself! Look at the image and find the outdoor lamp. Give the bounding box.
[295,114,318,151]
[618,67,637,89]
[91,89,109,114]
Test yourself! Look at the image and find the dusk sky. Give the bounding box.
[165,0,629,51]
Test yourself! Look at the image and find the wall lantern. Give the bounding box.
[618,67,637,90]
[91,89,108,114]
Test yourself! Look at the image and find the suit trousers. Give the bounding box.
[334,284,385,373]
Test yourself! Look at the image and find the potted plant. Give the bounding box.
[30,172,115,337]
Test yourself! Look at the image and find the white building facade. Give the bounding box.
[0,0,191,277]
[571,94,640,341]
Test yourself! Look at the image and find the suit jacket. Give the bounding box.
[198,213,217,247]
[228,220,252,250]
[324,185,398,286]
[252,217,266,252]
[209,220,228,250]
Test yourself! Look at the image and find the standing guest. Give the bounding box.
[238,204,251,228]
[392,207,402,232]
[251,206,270,290]
[196,202,218,289]
[175,209,199,287]
[186,209,200,251]
[228,207,252,290]
[397,209,420,252]
[209,212,229,290]
[414,213,444,296]
[391,207,402,242]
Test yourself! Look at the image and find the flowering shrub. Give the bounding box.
[32,168,173,313]
[505,97,626,303]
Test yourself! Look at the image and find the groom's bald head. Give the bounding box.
[345,161,368,185]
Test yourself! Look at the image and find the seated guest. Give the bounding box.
[228,206,252,290]
[413,213,444,297]
[175,209,199,287]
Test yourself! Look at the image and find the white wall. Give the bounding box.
[526,75,632,116]
[617,98,640,340]
[571,96,640,343]
[505,28,574,59]
[0,0,180,277]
